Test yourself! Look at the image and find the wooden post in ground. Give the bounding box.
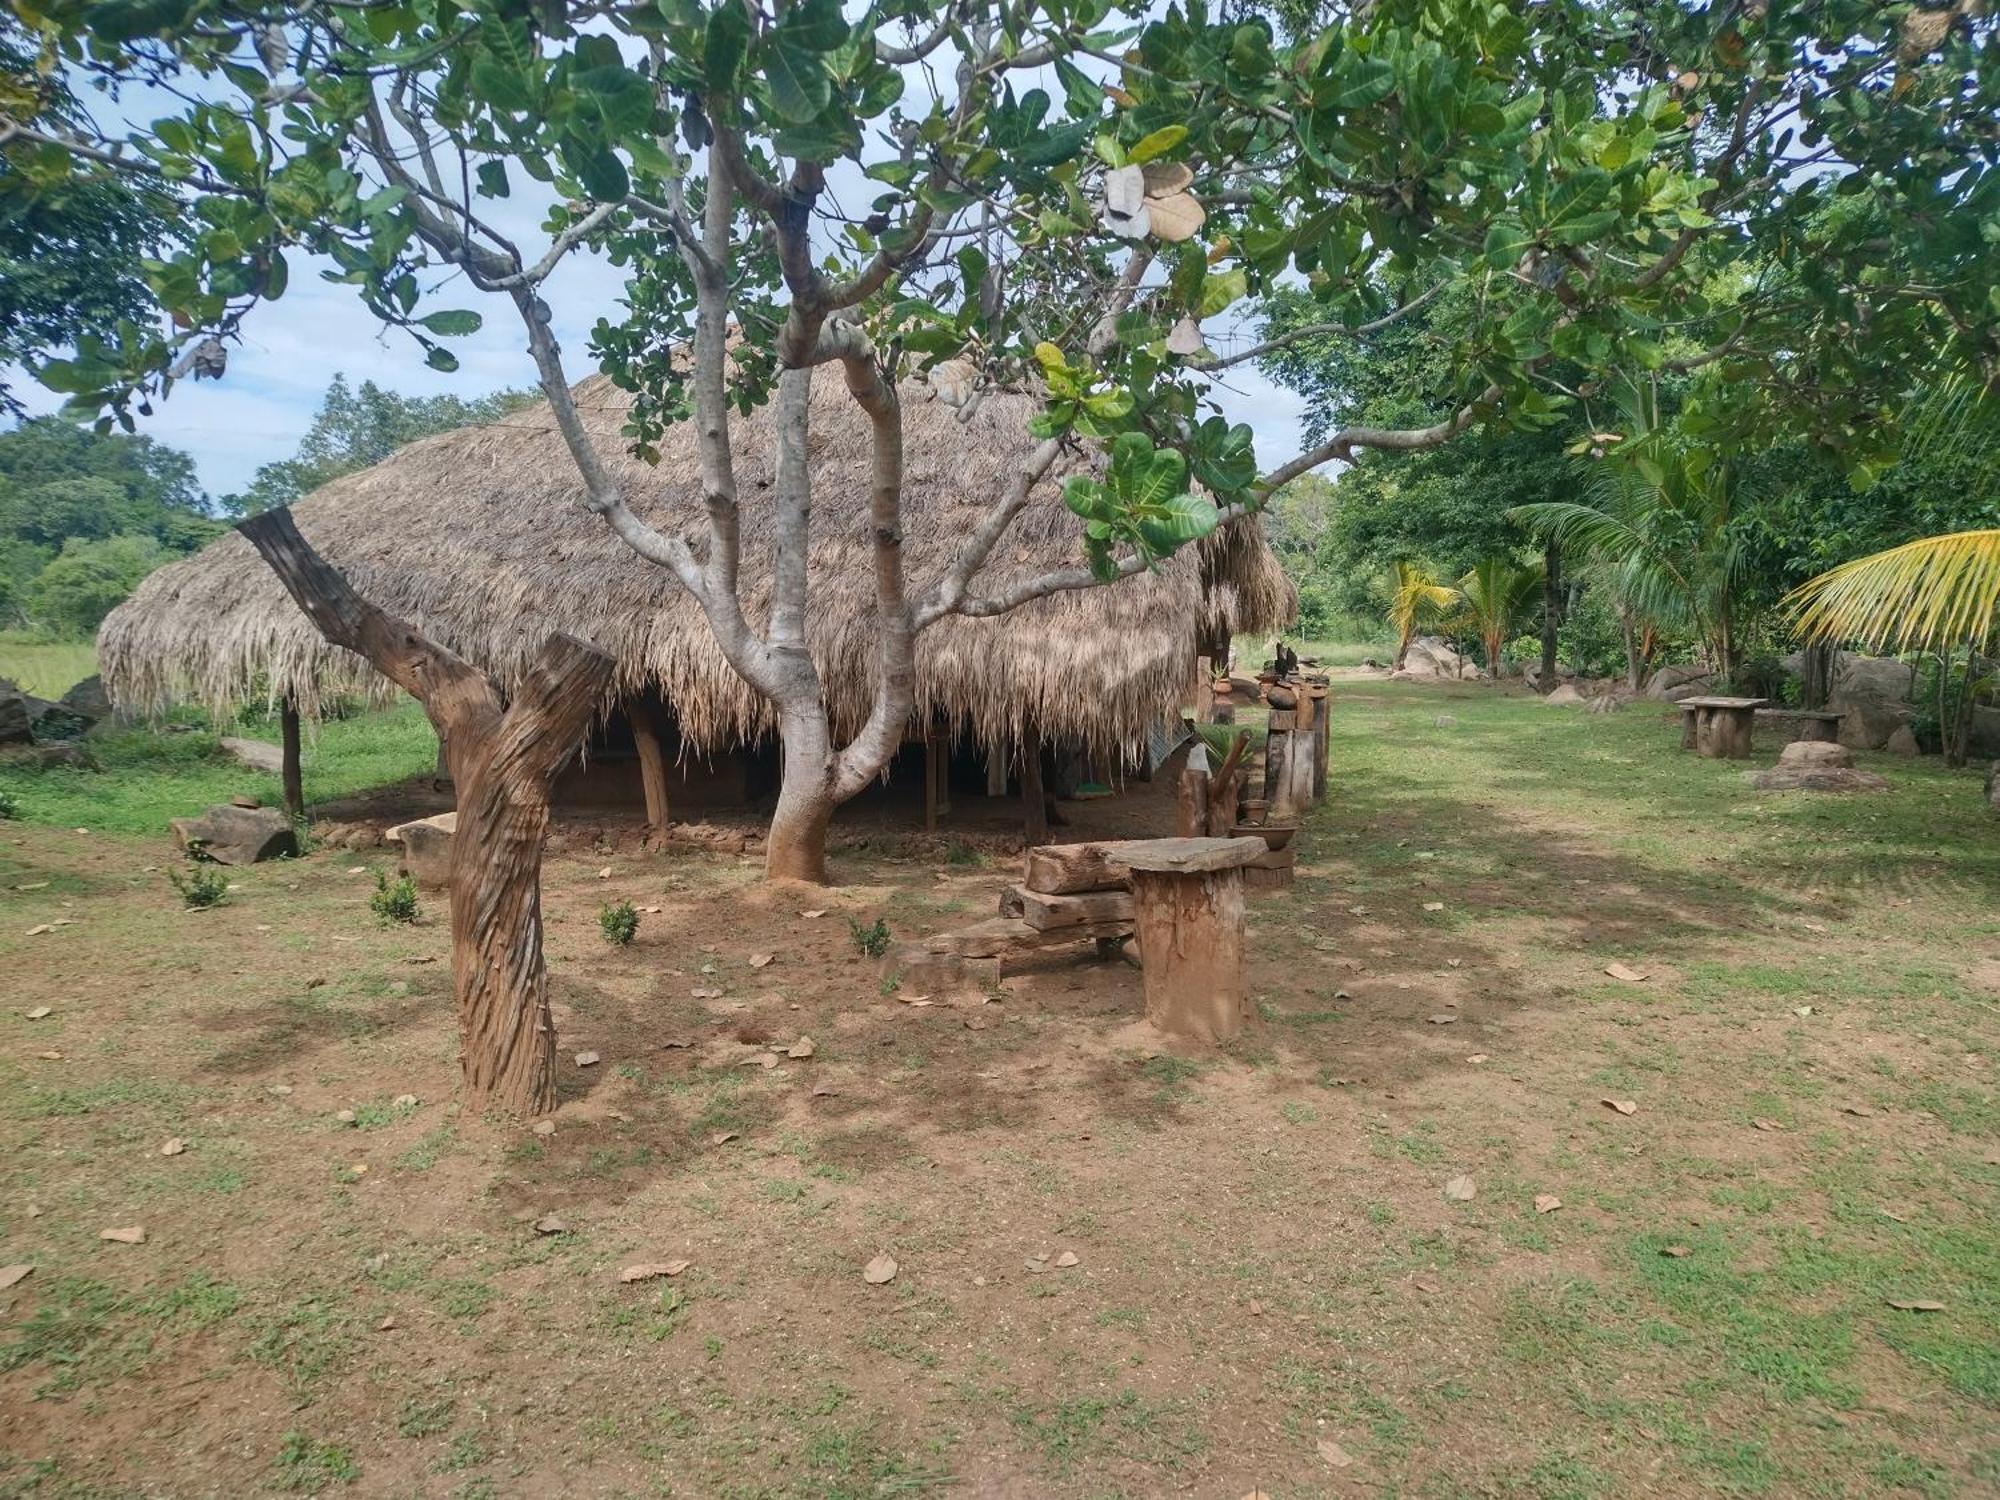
[1267,709,1301,820]
[1022,721,1048,845]
[1285,729,1316,814]
[1309,684,1330,800]
[1175,763,1209,837]
[1123,836,1264,1043]
[1194,654,1214,723]
[280,697,304,820]
[986,744,1008,797]
[923,728,947,832]
[632,704,670,842]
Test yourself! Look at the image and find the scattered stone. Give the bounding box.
[1443,1175,1476,1202]
[336,1109,357,1125]
[385,812,457,889]
[862,1253,898,1285]
[1055,1250,1080,1268]
[620,1260,690,1283]
[0,1263,33,1290]
[98,1226,146,1245]
[534,1215,569,1235]
[1541,683,1588,707]
[574,1051,601,1067]
[1601,1097,1638,1115]
[530,1119,557,1137]
[393,1094,418,1108]
[1604,962,1649,983]
[23,1006,50,1020]
[159,1138,186,1156]
[1534,1194,1562,1214]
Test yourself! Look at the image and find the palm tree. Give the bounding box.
[1457,556,1542,679]
[1510,377,1748,683]
[1787,381,1999,766]
[1385,561,1461,669]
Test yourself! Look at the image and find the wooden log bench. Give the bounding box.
[1677,696,1769,759]
[883,836,1266,1034]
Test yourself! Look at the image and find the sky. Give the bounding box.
[15,238,1311,502]
[12,29,1316,504]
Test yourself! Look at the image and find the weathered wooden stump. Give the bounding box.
[1677,696,1768,759]
[1120,836,1264,1043]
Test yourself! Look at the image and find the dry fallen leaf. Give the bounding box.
[534,1215,569,1235]
[99,1226,146,1245]
[1605,962,1650,983]
[23,1005,53,1020]
[1885,1297,1945,1312]
[159,1138,186,1157]
[596,866,612,879]
[1412,1275,1443,1294]
[0,1264,32,1291]
[1534,1194,1563,1214]
[1422,901,1445,912]
[802,909,827,919]
[1427,1013,1459,1026]
[710,1131,738,1146]
[811,1082,837,1098]
[1751,1117,1786,1132]
[862,1253,898,1285]
[1318,1438,1357,1469]
[1467,1053,1490,1064]
[1601,1097,1638,1116]
[1659,1244,1692,1258]
[749,953,774,969]
[1248,1298,1264,1316]
[1443,1175,1476,1202]
[620,1260,690,1283]
[376,1313,398,1331]
[574,1051,601,1067]
[1840,1102,1877,1118]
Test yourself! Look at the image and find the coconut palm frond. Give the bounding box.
[1788,529,2000,651]
[1386,561,1461,636]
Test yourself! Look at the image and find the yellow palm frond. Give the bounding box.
[1788,529,2000,651]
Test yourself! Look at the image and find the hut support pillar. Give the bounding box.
[986,744,1008,798]
[237,506,614,1121]
[280,697,304,820]
[632,705,670,843]
[1022,720,1048,845]
[923,729,949,832]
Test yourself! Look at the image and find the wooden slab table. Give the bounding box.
[1119,836,1267,1043]
[1677,696,1769,759]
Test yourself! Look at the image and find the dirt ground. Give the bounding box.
[0,677,1995,1498]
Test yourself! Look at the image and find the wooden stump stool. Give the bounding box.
[1120,836,1265,1043]
[1676,696,1768,759]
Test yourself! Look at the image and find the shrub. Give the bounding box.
[599,899,639,946]
[369,871,420,925]
[846,915,890,958]
[168,861,229,909]
[0,789,18,820]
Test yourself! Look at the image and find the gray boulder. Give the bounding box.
[1542,683,1588,706]
[1395,636,1474,681]
[1987,761,2000,815]
[59,675,114,725]
[169,804,298,865]
[1645,663,1715,701]
[0,687,30,745]
[1828,652,1915,751]
[1883,725,1921,757]
[1748,763,1889,793]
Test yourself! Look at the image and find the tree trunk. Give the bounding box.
[632,703,670,842]
[1539,543,1562,693]
[280,698,304,820]
[1801,640,1834,711]
[1622,610,1644,692]
[237,507,613,1119]
[1022,719,1049,845]
[766,704,838,883]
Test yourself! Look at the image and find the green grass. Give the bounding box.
[0,699,437,832]
[0,635,97,697]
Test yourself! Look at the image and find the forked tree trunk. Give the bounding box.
[238,508,614,1118]
[765,704,838,883]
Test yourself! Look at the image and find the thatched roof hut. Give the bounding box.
[102,367,1293,773]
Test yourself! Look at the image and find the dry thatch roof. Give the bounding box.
[101,367,1294,755]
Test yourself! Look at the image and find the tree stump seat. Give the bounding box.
[1116,836,1267,1043]
[1676,696,1769,759]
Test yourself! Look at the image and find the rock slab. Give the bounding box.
[170,804,298,864]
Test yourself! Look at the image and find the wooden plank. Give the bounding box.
[1025,835,1268,891]
[1005,884,1136,932]
[922,914,1131,960]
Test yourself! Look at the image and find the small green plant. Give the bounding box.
[847,915,891,958]
[370,871,420,925]
[274,1431,359,1490]
[0,788,19,820]
[168,861,230,909]
[598,899,639,945]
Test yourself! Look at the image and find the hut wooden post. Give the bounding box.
[923,728,950,832]
[1309,684,1330,801]
[280,697,304,820]
[1176,762,1209,837]
[632,703,670,842]
[1021,721,1048,845]
[986,744,1007,797]
[1195,654,1215,723]
[237,507,612,1120]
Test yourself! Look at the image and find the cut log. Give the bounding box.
[1284,729,1316,814]
[1003,884,1136,931]
[1263,728,1290,806]
[1129,866,1248,1042]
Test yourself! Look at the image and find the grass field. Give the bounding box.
[0,701,438,834]
[0,675,1993,1497]
[0,638,97,700]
